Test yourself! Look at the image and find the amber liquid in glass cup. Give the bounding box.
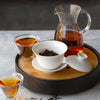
[0,72,23,100]
[0,77,20,98]
[15,34,39,59]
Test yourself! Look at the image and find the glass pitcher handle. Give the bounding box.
[80,9,91,33]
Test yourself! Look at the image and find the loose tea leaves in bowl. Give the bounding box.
[32,40,67,69]
[39,49,58,56]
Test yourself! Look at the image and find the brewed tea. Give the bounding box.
[0,77,20,98]
[54,4,91,56]
[55,30,83,56]
[16,37,37,58]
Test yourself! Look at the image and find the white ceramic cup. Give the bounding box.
[32,40,67,70]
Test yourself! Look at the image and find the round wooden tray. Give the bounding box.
[15,44,100,95]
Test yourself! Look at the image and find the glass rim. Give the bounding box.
[14,34,40,46]
[0,72,23,88]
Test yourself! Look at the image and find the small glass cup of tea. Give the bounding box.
[14,34,40,60]
[0,72,24,100]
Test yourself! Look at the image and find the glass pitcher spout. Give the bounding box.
[54,4,91,56]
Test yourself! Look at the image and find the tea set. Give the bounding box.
[15,4,92,73]
[32,40,68,73]
[32,40,92,73]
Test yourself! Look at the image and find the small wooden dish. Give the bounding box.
[15,44,100,95]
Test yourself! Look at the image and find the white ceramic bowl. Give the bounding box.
[32,40,67,70]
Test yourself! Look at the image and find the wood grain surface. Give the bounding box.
[18,47,98,80]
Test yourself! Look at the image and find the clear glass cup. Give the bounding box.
[0,72,24,100]
[14,34,40,60]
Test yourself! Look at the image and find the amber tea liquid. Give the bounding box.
[55,30,83,56]
[0,77,20,98]
[16,37,37,58]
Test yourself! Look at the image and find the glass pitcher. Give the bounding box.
[54,4,91,56]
